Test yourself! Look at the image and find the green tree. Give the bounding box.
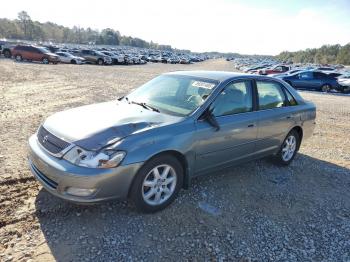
[337,44,350,65]
[17,11,32,39]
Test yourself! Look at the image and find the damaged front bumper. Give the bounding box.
[28,135,143,203]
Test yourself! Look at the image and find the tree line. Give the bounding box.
[0,11,172,50]
[277,44,350,65]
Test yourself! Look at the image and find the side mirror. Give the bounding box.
[200,107,220,131]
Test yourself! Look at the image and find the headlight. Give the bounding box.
[63,146,126,168]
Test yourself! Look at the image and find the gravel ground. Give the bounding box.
[0,58,349,262]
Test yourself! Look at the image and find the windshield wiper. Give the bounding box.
[127,98,160,113]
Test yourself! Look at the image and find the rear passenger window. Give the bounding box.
[299,72,313,79]
[285,89,298,106]
[212,81,253,117]
[257,81,285,110]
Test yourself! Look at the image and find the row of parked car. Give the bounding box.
[0,41,210,66]
[230,58,350,94]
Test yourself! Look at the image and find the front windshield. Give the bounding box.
[126,75,217,116]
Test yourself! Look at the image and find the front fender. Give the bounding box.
[119,121,197,177]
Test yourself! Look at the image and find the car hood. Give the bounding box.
[43,101,181,151]
[47,52,58,57]
[338,78,350,86]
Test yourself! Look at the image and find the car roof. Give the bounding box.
[165,70,263,82]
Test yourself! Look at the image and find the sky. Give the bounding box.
[1,0,350,55]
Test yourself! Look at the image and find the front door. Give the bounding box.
[194,80,258,174]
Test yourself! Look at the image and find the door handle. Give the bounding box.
[247,124,255,128]
[286,116,292,119]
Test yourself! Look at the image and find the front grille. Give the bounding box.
[37,126,70,155]
[31,162,58,189]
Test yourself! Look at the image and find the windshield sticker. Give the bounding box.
[192,81,215,89]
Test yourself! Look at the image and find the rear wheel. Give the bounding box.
[4,50,11,58]
[130,155,183,213]
[15,54,22,62]
[42,58,49,64]
[321,84,331,93]
[273,129,300,166]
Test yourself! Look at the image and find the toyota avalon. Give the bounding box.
[28,71,316,212]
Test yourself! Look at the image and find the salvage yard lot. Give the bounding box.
[0,58,349,261]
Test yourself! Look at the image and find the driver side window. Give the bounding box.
[212,80,253,117]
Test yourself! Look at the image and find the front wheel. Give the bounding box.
[97,58,104,65]
[273,130,300,166]
[4,50,11,58]
[42,58,49,64]
[15,54,22,61]
[321,84,331,93]
[130,155,183,213]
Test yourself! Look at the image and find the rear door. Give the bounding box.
[255,80,297,155]
[19,46,28,59]
[194,80,258,174]
[30,47,42,61]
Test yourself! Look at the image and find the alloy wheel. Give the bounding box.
[282,135,297,161]
[322,85,330,92]
[142,164,177,206]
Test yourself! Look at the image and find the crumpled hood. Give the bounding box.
[43,101,181,150]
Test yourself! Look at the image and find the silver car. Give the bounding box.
[28,71,316,212]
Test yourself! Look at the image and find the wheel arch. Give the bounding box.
[290,126,303,150]
[127,150,190,198]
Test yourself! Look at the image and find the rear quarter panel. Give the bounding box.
[299,101,316,140]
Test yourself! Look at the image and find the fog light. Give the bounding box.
[66,187,96,197]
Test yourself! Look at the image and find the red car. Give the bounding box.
[258,65,291,75]
[12,45,60,64]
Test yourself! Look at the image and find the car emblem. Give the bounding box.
[43,135,49,143]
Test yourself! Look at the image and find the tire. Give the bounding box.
[15,54,22,62]
[42,58,49,64]
[273,129,300,166]
[97,58,104,65]
[342,87,350,94]
[321,84,331,93]
[71,59,77,64]
[130,155,183,213]
[4,50,11,58]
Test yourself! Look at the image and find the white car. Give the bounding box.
[337,75,350,93]
[56,52,85,64]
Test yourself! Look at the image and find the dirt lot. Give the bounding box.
[0,58,349,261]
